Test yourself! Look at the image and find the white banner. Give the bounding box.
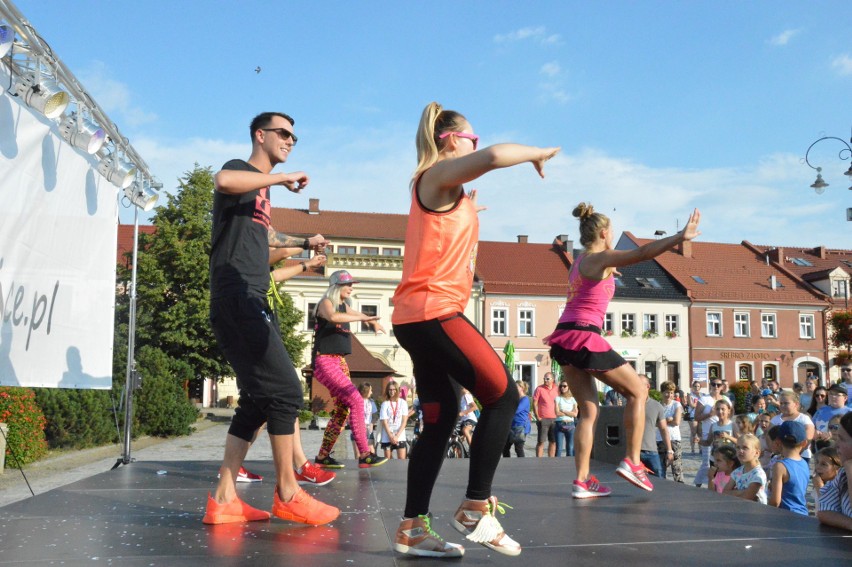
[0,67,118,389]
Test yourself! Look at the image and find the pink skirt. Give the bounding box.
[546,323,626,373]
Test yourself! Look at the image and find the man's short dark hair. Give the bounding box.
[249,112,295,141]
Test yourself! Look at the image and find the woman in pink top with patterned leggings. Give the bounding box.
[545,203,701,498]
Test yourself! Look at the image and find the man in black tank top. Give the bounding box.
[203,112,338,526]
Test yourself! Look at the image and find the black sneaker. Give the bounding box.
[314,455,345,469]
[358,452,389,469]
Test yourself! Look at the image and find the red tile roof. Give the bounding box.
[270,206,408,241]
[475,240,571,296]
[117,224,156,266]
[747,242,852,281]
[624,233,828,305]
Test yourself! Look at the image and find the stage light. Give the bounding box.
[97,154,137,189]
[13,72,69,119]
[0,24,13,59]
[123,181,159,211]
[59,112,106,154]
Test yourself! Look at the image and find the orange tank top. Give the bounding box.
[392,179,479,324]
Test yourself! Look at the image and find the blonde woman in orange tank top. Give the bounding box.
[391,101,559,559]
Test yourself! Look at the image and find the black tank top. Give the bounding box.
[314,302,352,355]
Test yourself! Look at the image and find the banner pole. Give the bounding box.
[115,207,139,468]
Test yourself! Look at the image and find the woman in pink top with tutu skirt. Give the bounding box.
[545,202,701,498]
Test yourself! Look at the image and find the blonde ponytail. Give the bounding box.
[411,102,469,184]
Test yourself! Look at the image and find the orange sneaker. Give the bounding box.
[272,486,340,526]
[202,493,271,525]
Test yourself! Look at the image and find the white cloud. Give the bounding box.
[125,129,849,249]
[77,62,157,128]
[494,26,561,46]
[831,54,852,76]
[537,82,572,104]
[769,29,800,46]
[540,61,561,77]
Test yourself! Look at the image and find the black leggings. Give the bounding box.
[394,313,519,517]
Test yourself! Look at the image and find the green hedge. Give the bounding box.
[133,346,199,437]
[34,389,118,449]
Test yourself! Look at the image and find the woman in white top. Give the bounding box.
[770,390,815,463]
[554,381,578,457]
[694,379,724,486]
[381,381,410,459]
[657,381,684,482]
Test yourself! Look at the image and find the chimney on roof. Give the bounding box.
[554,235,573,262]
[770,274,777,291]
[308,198,320,214]
[770,247,784,264]
[517,235,528,244]
[678,240,692,258]
[815,245,826,259]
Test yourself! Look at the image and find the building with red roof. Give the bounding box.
[618,234,832,388]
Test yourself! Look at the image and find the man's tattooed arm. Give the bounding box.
[268,227,304,248]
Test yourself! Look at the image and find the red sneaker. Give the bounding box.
[616,458,654,491]
[295,461,336,486]
[272,487,339,526]
[236,466,263,483]
[202,493,271,525]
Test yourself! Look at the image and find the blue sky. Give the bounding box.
[10,0,851,247]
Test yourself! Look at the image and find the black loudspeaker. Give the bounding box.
[591,406,626,465]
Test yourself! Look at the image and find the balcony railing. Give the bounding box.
[328,253,404,271]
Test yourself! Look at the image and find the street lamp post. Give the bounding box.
[803,128,852,220]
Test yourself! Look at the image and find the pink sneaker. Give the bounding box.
[236,467,263,483]
[572,475,612,499]
[295,461,336,486]
[616,458,654,491]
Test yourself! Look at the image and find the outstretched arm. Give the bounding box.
[426,144,561,190]
[215,169,310,195]
[317,298,381,325]
[584,209,701,276]
[271,254,327,283]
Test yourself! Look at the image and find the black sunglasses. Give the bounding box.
[828,424,840,431]
[260,128,298,144]
[710,383,723,387]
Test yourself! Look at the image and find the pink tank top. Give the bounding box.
[557,254,615,328]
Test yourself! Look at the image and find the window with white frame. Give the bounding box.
[706,312,722,337]
[833,280,848,299]
[491,307,508,336]
[382,247,401,256]
[359,304,378,332]
[761,313,777,338]
[360,246,379,256]
[643,314,658,334]
[336,245,356,255]
[734,312,750,338]
[665,314,678,334]
[621,313,635,335]
[799,314,815,339]
[603,313,613,333]
[519,309,535,336]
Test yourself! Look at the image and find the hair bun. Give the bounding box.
[572,202,595,220]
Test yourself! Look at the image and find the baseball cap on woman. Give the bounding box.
[329,270,360,285]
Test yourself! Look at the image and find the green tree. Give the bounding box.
[114,164,309,394]
[829,310,852,355]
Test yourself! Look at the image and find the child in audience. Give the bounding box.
[709,444,739,494]
[768,421,809,515]
[812,446,841,509]
[734,414,754,437]
[723,434,767,504]
[770,390,814,464]
[762,425,782,481]
[708,398,736,449]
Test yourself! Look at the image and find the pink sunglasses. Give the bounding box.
[439,131,479,150]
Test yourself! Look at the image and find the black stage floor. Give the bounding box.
[0,458,849,566]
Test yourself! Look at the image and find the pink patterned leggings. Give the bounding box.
[314,354,369,456]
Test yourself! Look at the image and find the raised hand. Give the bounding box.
[681,209,701,241]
